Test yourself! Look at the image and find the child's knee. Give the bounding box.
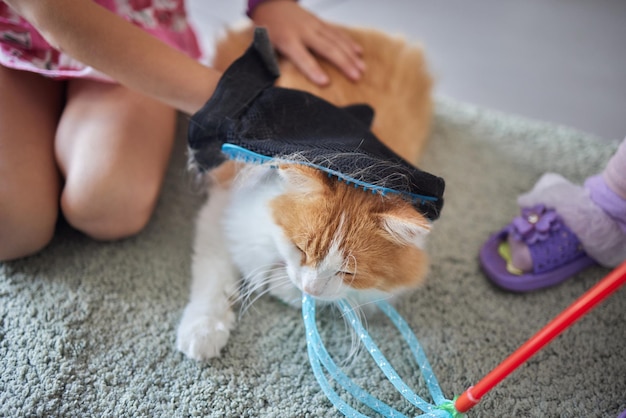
[78,212,151,241]
[61,180,158,241]
[0,206,57,261]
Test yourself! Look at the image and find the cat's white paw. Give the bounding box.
[176,308,236,361]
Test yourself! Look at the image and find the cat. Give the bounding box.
[176,25,435,361]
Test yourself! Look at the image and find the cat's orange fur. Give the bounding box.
[271,166,430,292]
[212,25,434,294]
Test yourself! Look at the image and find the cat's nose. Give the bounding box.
[301,268,326,296]
[302,284,322,297]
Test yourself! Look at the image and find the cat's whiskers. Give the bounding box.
[342,253,358,286]
[239,275,293,317]
[350,294,396,323]
[338,293,397,365]
[230,263,281,303]
[332,298,369,365]
[235,265,293,317]
[235,271,283,307]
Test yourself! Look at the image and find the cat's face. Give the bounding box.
[269,165,431,302]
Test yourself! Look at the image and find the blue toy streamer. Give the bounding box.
[302,294,462,418]
[304,297,406,417]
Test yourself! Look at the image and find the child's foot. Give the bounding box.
[480,173,626,292]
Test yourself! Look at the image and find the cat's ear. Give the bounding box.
[343,104,375,128]
[378,207,431,249]
[277,165,325,195]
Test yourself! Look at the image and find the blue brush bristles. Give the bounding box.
[221,144,438,208]
[302,294,464,418]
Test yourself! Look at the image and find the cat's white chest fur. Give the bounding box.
[176,166,296,361]
[222,167,284,279]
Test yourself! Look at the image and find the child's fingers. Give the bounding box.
[316,26,365,75]
[280,40,329,86]
[324,24,364,57]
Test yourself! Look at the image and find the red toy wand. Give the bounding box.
[455,261,626,413]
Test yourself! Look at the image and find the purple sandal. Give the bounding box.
[480,204,596,292]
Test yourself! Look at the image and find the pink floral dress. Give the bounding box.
[0,0,201,81]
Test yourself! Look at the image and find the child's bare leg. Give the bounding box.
[0,66,63,261]
[598,139,626,199]
[55,79,177,240]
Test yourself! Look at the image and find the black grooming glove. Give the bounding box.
[188,28,445,221]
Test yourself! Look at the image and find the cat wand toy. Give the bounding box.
[304,261,626,417]
[455,260,626,413]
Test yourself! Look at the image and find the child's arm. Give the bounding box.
[5,0,220,114]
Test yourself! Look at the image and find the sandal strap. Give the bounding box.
[508,205,587,274]
[528,221,586,274]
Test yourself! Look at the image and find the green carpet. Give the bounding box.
[1,98,624,417]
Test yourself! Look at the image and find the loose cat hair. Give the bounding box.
[177,25,434,360]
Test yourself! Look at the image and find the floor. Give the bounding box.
[188,0,626,141]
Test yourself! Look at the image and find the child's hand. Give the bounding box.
[250,0,365,86]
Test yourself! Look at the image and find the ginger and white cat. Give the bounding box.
[177,26,434,361]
